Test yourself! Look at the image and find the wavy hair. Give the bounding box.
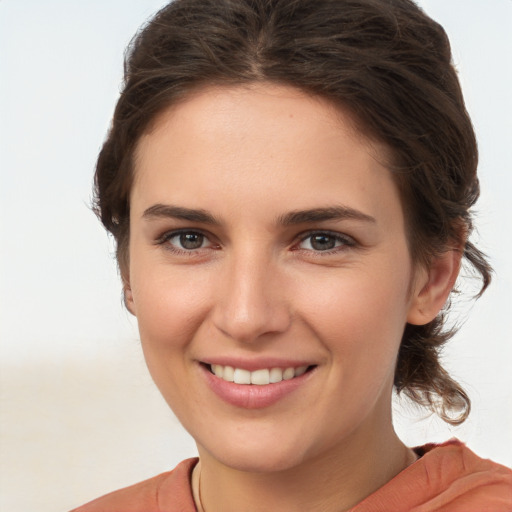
[94,0,492,424]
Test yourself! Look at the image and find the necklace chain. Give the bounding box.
[192,460,205,512]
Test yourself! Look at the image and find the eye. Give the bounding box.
[158,230,213,252]
[297,232,354,252]
[175,232,207,250]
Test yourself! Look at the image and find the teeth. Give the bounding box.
[269,367,283,383]
[233,368,251,384]
[251,369,270,385]
[283,367,295,380]
[223,365,235,382]
[212,364,223,378]
[210,364,309,385]
[295,366,308,377]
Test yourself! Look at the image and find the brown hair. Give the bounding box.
[94,0,492,424]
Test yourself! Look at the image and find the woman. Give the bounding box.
[72,0,512,510]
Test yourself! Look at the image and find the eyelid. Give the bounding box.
[292,230,357,251]
[155,228,219,251]
[154,228,356,254]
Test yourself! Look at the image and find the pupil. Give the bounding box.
[311,234,335,251]
[180,233,203,249]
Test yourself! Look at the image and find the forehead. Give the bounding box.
[131,83,402,228]
[138,83,387,160]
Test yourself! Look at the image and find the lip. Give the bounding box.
[199,361,316,409]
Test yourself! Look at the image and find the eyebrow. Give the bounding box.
[143,203,376,226]
[277,206,376,225]
[142,204,220,224]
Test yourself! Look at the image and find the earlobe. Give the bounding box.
[407,249,462,326]
[124,282,136,316]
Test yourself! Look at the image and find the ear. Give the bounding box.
[407,249,462,325]
[123,279,137,316]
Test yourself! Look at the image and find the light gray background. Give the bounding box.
[1,1,511,511]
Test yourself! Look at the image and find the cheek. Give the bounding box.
[129,264,214,414]
[295,258,412,365]
[130,261,212,351]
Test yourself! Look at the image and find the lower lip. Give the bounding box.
[200,364,315,409]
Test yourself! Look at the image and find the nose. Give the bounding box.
[212,251,291,344]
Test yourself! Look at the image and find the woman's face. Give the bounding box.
[127,84,423,472]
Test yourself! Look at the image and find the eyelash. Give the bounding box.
[293,230,356,255]
[155,229,356,256]
[155,229,217,256]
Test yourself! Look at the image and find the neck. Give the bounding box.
[195,421,416,512]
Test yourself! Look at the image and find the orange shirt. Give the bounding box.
[350,440,512,511]
[71,440,512,511]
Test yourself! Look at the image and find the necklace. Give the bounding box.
[191,460,205,512]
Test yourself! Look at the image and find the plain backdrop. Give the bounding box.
[1,1,511,511]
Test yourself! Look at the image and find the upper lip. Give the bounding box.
[199,357,316,372]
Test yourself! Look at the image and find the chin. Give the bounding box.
[218,449,303,474]
[199,433,311,474]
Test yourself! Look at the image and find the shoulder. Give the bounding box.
[412,440,512,510]
[351,440,512,511]
[414,439,512,489]
[69,458,198,512]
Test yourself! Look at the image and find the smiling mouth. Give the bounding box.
[205,364,316,385]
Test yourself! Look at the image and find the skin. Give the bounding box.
[126,84,460,512]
